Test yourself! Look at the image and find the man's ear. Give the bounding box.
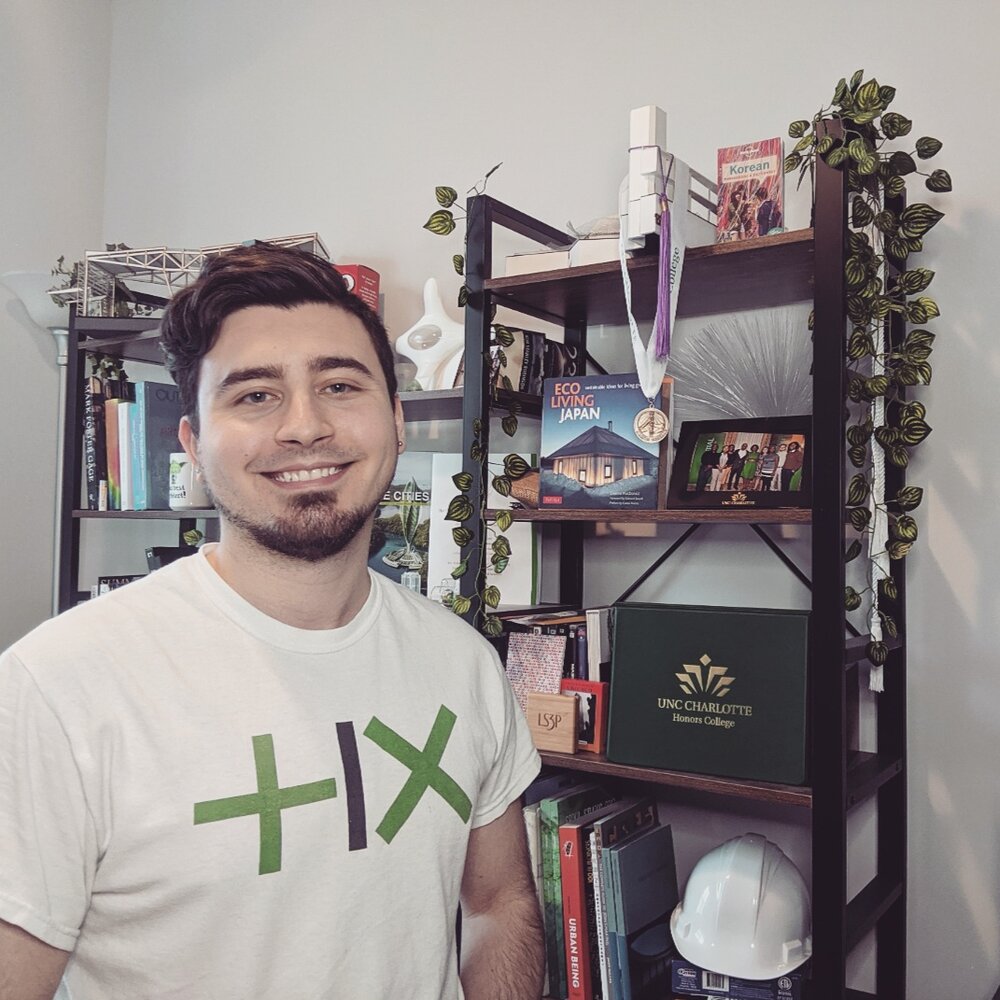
[178,415,199,464]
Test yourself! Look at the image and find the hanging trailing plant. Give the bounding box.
[786,70,949,676]
[422,166,529,635]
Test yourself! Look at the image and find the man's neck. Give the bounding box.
[205,530,372,630]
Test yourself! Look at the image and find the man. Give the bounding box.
[753,185,776,238]
[696,439,720,491]
[0,243,544,999]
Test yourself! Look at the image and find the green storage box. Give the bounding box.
[606,604,809,785]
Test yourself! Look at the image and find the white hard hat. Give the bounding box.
[669,833,812,980]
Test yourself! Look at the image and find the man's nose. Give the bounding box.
[275,392,334,447]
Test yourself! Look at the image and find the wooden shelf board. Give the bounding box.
[537,749,812,807]
[73,509,219,519]
[491,507,811,525]
[846,750,903,810]
[485,229,815,325]
[400,388,541,422]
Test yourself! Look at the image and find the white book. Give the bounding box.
[504,247,571,276]
[118,401,134,510]
[586,606,611,683]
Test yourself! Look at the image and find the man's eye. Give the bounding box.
[323,382,355,395]
[239,390,273,405]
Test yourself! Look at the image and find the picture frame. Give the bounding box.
[559,679,609,753]
[665,415,811,510]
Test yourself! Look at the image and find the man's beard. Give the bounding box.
[207,484,376,563]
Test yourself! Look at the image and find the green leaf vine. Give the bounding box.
[422,165,529,633]
[787,71,949,668]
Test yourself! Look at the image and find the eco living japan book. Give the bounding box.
[540,375,664,510]
[715,137,784,243]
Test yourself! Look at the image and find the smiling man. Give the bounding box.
[0,243,544,1000]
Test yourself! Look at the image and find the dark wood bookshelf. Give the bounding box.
[489,506,811,524]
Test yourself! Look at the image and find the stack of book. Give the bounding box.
[523,778,679,1000]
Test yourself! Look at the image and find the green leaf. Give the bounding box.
[885,174,906,198]
[867,640,889,666]
[915,136,943,159]
[423,209,456,235]
[885,235,910,262]
[845,586,863,611]
[879,84,897,106]
[793,135,813,154]
[847,329,874,360]
[906,329,936,349]
[482,615,503,638]
[848,136,871,162]
[452,254,465,275]
[906,236,924,254]
[834,78,848,103]
[898,418,932,446]
[491,555,509,574]
[783,151,802,173]
[901,400,927,421]
[817,135,836,155]
[491,475,512,498]
[501,414,518,437]
[881,112,912,139]
[880,576,899,600]
[855,79,882,111]
[852,197,875,228]
[912,360,933,385]
[894,365,920,387]
[789,119,810,138]
[850,69,865,91]
[452,471,473,492]
[893,514,919,542]
[483,585,501,609]
[875,425,899,448]
[865,374,890,397]
[906,296,940,324]
[848,444,868,468]
[926,169,953,193]
[503,453,530,479]
[880,612,899,639]
[845,256,867,287]
[888,445,910,469]
[889,151,917,176]
[457,285,469,308]
[494,509,513,532]
[899,203,944,239]
[451,558,469,580]
[896,486,923,511]
[825,147,849,168]
[445,495,474,522]
[848,473,870,506]
[491,535,512,558]
[847,422,873,446]
[452,526,473,548]
[857,152,880,176]
[899,268,935,294]
[850,506,872,531]
[493,324,516,348]
[887,539,913,560]
[845,539,863,562]
[451,595,472,615]
[435,186,458,208]
[874,210,898,235]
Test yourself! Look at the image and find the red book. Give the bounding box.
[559,803,620,1000]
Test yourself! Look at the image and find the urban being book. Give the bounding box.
[716,137,784,243]
[539,375,663,511]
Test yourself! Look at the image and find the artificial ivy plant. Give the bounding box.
[422,168,530,635]
[785,70,949,674]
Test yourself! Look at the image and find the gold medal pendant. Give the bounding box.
[633,404,669,444]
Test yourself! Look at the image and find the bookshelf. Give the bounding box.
[459,123,906,999]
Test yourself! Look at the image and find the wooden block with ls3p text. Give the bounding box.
[526,692,579,754]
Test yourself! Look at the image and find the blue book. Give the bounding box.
[607,824,678,1000]
[129,381,183,510]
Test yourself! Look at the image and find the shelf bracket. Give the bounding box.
[614,524,702,603]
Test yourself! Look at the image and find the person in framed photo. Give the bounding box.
[781,440,805,491]
[739,443,759,490]
[695,439,720,492]
[771,442,788,491]
[758,444,779,491]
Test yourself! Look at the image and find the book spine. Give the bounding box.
[118,402,134,510]
[589,831,609,1000]
[539,806,566,998]
[131,386,149,511]
[607,849,631,1000]
[104,399,121,511]
[559,826,591,1000]
[602,839,623,1000]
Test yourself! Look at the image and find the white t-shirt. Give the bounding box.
[0,547,540,999]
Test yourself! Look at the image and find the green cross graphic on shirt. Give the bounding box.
[364,705,472,843]
[193,734,337,875]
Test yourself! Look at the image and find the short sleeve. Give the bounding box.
[0,651,96,950]
[469,648,541,829]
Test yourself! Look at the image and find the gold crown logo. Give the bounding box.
[731,492,748,502]
[675,654,735,698]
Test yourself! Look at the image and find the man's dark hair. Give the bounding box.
[160,241,397,431]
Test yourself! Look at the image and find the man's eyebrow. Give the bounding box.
[309,356,376,380]
[215,365,284,395]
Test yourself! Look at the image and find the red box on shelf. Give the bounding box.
[333,263,380,312]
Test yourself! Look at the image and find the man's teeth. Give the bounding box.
[272,466,340,483]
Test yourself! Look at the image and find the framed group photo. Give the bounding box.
[666,415,811,510]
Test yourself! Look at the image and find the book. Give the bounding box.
[129,380,183,510]
[543,340,584,380]
[585,607,612,684]
[504,631,566,713]
[540,374,663,510]
[715,137,784,243]
[560,679,609,753]
[82,374,108,510]
[425,453,540,608]
[607,824,678,1000]
[558,801,623,1000]
[591,798,659,1000]
[104,398,123,511]
[605,603,810,784]
[117,400,135,510]
[368,451,433,593]
[540,785,618,1000]
[96,574,144,594]
[491,328,546,395]
[505,247,571,276]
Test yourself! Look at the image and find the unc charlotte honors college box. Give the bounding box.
[606,604,809,785]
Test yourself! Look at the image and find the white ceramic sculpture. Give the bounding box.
[395,277,465,391]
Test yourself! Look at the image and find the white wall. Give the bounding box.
[3,0,995,995]
[0,0,112,650]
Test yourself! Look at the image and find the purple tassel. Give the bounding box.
[654,195,671,360]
